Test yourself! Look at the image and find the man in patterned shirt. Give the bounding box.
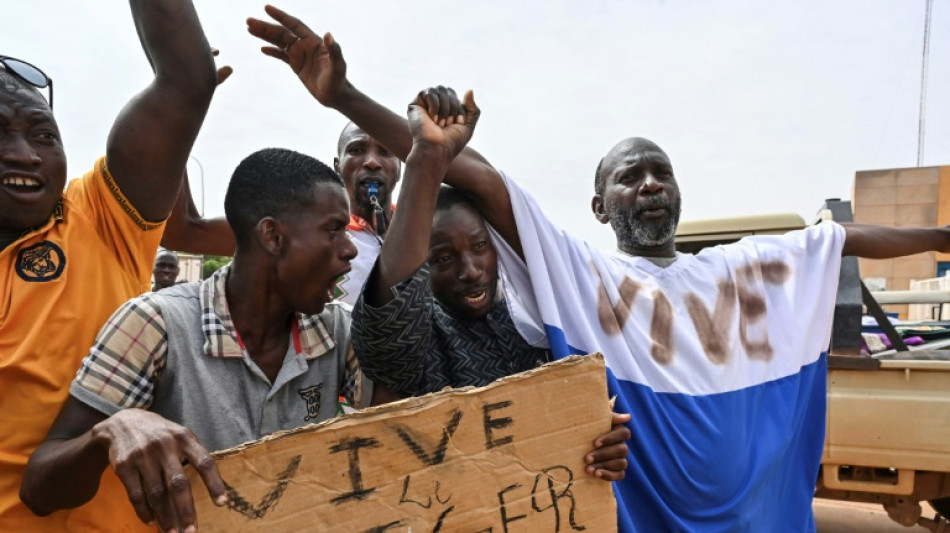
[352,185,553,395]
[22,148,394,533]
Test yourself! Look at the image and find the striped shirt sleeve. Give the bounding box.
[341,343,365,408]
[70,294,168,414]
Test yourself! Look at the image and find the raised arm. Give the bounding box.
[161,169,236,256]
[842,223,950,258]
[364,89,480,307]
[161,50,236,256]
[245,6,522,256]
[107,0,217,224]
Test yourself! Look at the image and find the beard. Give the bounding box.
[607,195,682,250]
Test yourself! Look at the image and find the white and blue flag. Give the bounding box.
[493,173,845,532]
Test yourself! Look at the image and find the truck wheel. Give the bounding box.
[931,498,950,519]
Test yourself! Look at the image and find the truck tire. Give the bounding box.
[932,498,950,519]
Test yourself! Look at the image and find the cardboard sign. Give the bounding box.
[187,354,616,532]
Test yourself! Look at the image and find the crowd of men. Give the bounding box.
[4,2,950,532]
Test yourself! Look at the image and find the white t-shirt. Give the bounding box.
[492,172,846,532]
[334,217,382,306]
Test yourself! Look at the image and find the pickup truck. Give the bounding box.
[674,201,950,531]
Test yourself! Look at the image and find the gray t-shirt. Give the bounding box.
[72,266,372,451]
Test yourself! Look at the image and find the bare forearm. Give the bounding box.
[162,218,235,256]
[130,0,216,93]
[370,148,449,306]
[108,0,216,222]
[842,223,950,258]
[162,171,236,256]
[332,84,414,160]
[21,433,109,516]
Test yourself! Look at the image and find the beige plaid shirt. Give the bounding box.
[73,264,364,410]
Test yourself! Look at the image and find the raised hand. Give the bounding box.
[91,409,226,533]
[246,5,348,107]
[408,86,480,163]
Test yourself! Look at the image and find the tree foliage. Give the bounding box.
[202,255,231,279]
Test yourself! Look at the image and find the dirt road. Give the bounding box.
[815,500,943,532]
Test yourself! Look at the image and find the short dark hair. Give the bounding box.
[224,148,342,247]
[0,69,46,106]
[435,185,475,214]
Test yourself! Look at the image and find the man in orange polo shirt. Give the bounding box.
[0,1,217,530]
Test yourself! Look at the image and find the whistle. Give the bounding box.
[366,182,387,235]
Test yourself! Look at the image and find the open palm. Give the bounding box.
[247,5,348,107]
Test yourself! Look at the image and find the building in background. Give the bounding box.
[853,164,950,318]
[178,253,202,283]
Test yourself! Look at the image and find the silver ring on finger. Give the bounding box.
[283,37,300,54]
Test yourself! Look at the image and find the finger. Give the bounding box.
[435,86,452,121]
[407,100,425,120]
[182,439,227,508]
[595,412,632,447]
[462,89,479,128]
[594,426,632,448]
[263,4,319,41]
[140,462,176,533]
[164,461,198,533]
[444,89,461,125]
[588,459,629,481]
[246,17,293,48]
[422,89,441,121]
[261,46,291,64]
[611,412,632,425]
[444,87,461,120]
[324,32,344,64]
[114,464,155,525]
[587,440,629,464]
[216,66,233,86]
[411,89,428,110]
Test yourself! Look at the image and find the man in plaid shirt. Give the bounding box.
[22,148,397,533]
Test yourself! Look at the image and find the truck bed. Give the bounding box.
[824,352,950,476]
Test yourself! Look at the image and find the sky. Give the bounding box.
[4,0,950,250]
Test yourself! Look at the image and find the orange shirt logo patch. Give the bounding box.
[15,241,66,282]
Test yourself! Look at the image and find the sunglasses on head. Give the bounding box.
[0,55,53,108]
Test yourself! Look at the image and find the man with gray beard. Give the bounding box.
[592,137,682,258]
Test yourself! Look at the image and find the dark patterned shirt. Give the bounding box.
[352,264,551,397]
